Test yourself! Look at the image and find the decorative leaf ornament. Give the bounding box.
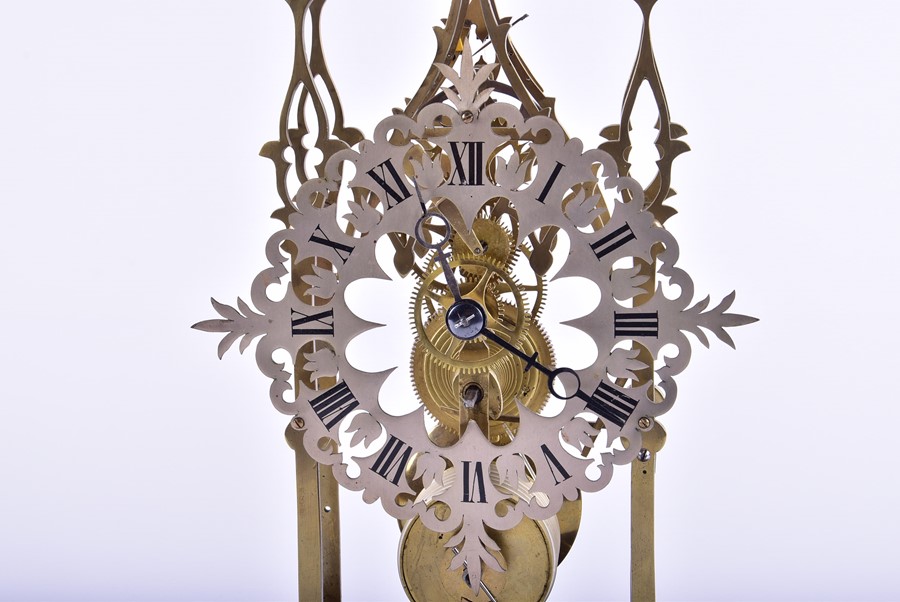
[434,40,498,117]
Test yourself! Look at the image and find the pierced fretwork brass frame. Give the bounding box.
[265,1,690,600]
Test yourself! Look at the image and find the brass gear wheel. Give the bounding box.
[410,253,554,445]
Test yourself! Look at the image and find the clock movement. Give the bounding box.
[194,1,755,599]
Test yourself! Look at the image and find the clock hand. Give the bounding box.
[480,325,582,401]
[412,211,492,341]
[411,177,483,255]
[412,176,429,216]
[414,211,463,303]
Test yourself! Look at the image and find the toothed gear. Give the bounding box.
[453,217,514,275]
[411,255,525,366]
[409,251,554,444]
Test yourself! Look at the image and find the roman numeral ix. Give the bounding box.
[291,308,334,336]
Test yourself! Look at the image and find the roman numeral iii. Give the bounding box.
[614,311,659,338]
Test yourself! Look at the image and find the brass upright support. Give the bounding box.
[285,422,341,602]
[630,421,666,602]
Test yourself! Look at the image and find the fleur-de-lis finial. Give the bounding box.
[434,38,498,119]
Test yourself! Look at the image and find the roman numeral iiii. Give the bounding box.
[308,381,359,430]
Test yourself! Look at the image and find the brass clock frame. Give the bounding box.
[194,1,755,600]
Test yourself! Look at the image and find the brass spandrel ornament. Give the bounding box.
[194,1,756,600]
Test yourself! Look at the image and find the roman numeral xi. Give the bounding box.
[366,159,411,209]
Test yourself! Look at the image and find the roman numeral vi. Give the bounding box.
[461,460,487,503]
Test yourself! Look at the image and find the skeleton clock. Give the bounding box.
[194,1,755,600]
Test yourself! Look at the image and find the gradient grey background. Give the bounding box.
[2,1,898,600]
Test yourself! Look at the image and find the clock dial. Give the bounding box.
[195,39,755,589]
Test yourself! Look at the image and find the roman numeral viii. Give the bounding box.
[448,141,484,186]
[591,223,635,262]
[614,311,658,338]
[291,308,334,336]
[308,381,359,430]
[579,381,639,429]
[461,461,487,503]
[366,158,411,209]
[371,435,412,486]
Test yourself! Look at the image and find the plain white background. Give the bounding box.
[2,1,898,600]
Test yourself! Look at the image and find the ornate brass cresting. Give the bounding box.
[194,1,756,600]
